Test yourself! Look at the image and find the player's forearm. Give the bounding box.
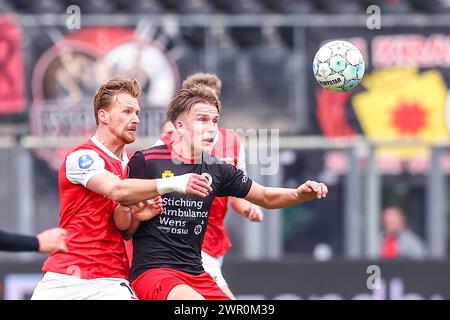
[113,204,143,240]
[111,179,160,205]
[113,205,132,231]
[111,174,196,205]
[0,230,39,252]
[257,187,302,209]
[230,197,251,217]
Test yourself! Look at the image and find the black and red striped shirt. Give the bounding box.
[128,144,252,281]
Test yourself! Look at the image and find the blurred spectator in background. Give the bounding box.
[379,206,426,260]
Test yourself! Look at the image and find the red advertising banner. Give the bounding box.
[0,15,25,113]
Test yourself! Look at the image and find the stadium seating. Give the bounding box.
[178,0,213,49]
[74,0,116,14]
[27,0,66,14]
[0,0,13,13]
[271,0,316,14]
[410,0,450,13]
[123,0,162,14]
[315,0,364,14]
[2,0,448,14]
[366,0,413,14]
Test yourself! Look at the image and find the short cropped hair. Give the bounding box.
[93,78,141,125]
[182,73,222,97]
[166,84,221,124]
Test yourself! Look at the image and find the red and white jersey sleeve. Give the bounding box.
[65,149,107,187]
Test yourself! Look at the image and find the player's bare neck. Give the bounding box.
[172,141,201,162]
[94,131,124,159]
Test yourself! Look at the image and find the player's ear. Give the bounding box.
[176,120,184,134]
[98,109,109,125]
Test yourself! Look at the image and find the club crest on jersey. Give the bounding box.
[78,155,94,169]
[201,173,213,186]
[162,170,174,178]
[194,225,202,235]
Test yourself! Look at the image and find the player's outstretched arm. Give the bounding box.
[244,180,328,209]
[36,228,68,253]
[87,172,212,205]
[0,228,67,253]
[229,197,264,222]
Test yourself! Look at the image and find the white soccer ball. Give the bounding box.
[313,40,365,92]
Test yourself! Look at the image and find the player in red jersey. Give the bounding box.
[31,78,212,300]
[123,84,328,300]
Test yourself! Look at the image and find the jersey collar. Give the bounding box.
[90,136,129,169]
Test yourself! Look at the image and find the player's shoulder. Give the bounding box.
[217,128,242,149]
[132,144,171,162]
[219,127,240,140]
[64,146,105,173]
[141,144,170,154]
[65,140,102,162]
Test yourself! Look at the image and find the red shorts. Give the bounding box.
[131,268,230,300]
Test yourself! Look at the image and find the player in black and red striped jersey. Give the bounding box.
[182,73,263,300]
[154,73,263,300]
[122,84,328,300]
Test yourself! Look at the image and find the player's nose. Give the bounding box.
[132,112,140,124]
[206,121,217,133]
